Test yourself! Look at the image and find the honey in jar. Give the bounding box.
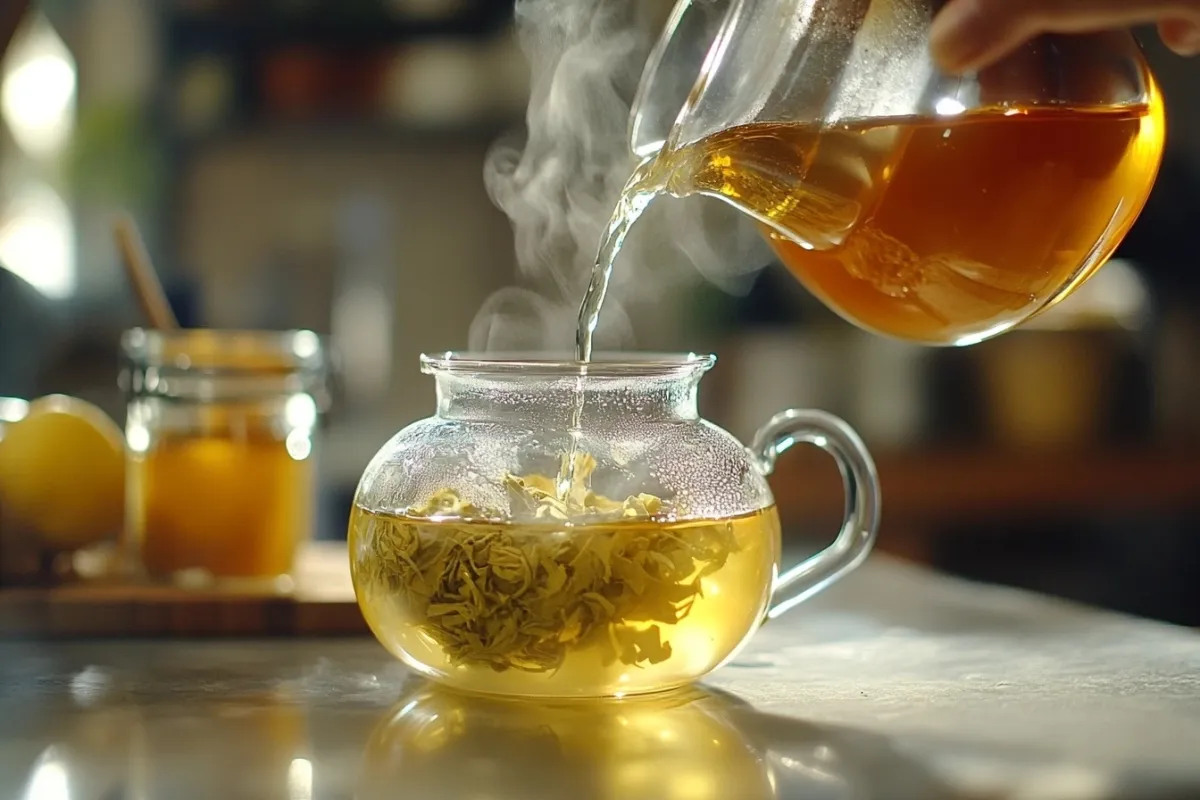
[121,329,327,586]
[133,430,313,580]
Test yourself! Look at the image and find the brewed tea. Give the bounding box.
[578,93,1163,351]
[348,468,779,697]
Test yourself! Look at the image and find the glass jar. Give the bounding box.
[349,352,880,698]
[0,397,30,585]
[121,329,328,587]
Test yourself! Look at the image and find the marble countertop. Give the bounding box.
[2,556,1198,800]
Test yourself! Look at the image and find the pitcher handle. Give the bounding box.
[750,409,881,620]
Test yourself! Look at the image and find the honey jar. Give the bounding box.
[121,329,328,587]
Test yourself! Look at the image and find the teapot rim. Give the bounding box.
[420,351,716,379]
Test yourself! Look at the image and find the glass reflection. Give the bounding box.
[22,747,69,800]
[8,663,1123,800]
[357,684,775,800]
[10,684,316,800]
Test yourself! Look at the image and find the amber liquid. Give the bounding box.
[578,93,1164,350]
[131,435,313,581]
[348,506,780,698]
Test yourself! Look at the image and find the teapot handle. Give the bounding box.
[750,409,881,620]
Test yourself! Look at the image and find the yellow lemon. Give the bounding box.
[0,395,125,551]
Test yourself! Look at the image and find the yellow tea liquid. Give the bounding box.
[131,435,312,580]
[348,505,780,697]
[577,95,1164,352]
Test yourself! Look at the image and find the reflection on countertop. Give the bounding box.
[0,661,1050,800]
[3,557,1200,800]
[357,682,957,800]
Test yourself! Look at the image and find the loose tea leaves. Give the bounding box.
[503,453,664,522]
[361,455,738,673]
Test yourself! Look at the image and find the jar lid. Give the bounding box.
[120,328,330,405]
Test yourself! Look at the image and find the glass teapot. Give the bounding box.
[627,0,1166,345]
[349,353,880,698]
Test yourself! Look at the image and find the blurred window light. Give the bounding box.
[1,14,77,159]
[23,746,70,800]
[935,96,966,116]
[0,397,30,423]
[0,183,77,298]
[288,757,313,800]
[1022,259,1150,332]
[331,285,393,403]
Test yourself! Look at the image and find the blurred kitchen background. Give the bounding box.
[1,0,1199,625]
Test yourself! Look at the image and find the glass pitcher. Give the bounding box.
[348,353,880,698]
[628,0,1166,345]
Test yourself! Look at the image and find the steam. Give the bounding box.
[472,0,771,354]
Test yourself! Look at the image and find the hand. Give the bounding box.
[929,0,1200,73]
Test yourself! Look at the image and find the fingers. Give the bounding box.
[930,0,1200,73]
[1158,18,1200,54]
[929,0,1043,76]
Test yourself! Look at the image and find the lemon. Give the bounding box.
[0,395,125,551]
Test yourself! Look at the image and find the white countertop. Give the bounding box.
[2,556,1198,799]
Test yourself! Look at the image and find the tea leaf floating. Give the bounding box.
[363,453,739,673]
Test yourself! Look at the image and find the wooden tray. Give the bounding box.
[0,542,368,638]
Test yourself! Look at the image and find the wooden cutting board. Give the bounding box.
[0,542,368,638]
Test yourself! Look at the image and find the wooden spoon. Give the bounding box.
[113,214,179,330]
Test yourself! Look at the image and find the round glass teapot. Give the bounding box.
[349,353,880,698]
[628,0,1166,345]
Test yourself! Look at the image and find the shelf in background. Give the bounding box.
[164,3,512,49]
[170,115,519,152]
[167,17,508,50]
[159,3,528,153]
[770,448,1200,525]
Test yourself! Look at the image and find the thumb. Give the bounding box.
[1159,18,1200,55]
[929,0,1038,74]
